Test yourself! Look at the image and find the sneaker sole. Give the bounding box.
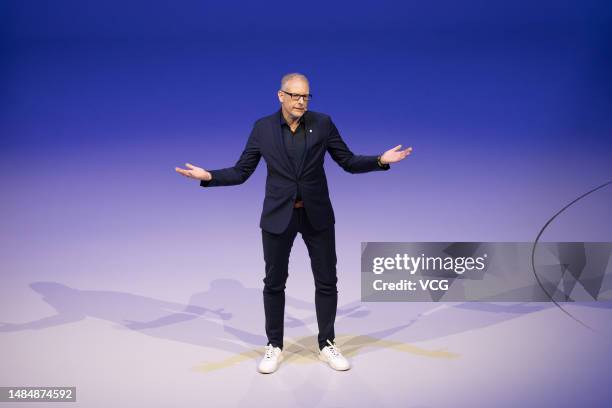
[318,353,350,371]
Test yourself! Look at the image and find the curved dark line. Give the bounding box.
[531,179,612,335]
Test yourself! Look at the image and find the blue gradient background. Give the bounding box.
[1,1,612,406]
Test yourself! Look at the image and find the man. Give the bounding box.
[175,73,412,373]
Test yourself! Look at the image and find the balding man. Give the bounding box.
[176,73,412,373]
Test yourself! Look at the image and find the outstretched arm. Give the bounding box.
[0,313,85,332]
[327,118,412,173]
[175,124,262,187]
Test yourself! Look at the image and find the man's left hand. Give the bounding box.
[380,145,413,164]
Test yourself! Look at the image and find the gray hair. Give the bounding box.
[280,72,309,90]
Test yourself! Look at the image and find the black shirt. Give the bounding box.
[280,114,306,200]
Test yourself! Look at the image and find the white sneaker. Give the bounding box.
[257,344,283,374]
[319,339,350,371]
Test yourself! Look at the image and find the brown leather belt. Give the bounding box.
[293,200,304,208]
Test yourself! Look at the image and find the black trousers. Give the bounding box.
[262,207,338,350]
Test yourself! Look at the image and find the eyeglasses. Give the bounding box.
[281,90,312,102]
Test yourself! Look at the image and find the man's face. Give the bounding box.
[277,77,310,121]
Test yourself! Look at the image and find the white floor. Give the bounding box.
[2,287,611,407]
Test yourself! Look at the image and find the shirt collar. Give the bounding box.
[280,111,304,127]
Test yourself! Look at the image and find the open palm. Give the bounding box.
[175,163,212,181]
[380,145,413,164]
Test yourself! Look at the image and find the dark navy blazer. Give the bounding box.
[201,109,390,233]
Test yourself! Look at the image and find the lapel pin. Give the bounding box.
[309,129,312,133]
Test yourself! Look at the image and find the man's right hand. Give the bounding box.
[175,163,212,181]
